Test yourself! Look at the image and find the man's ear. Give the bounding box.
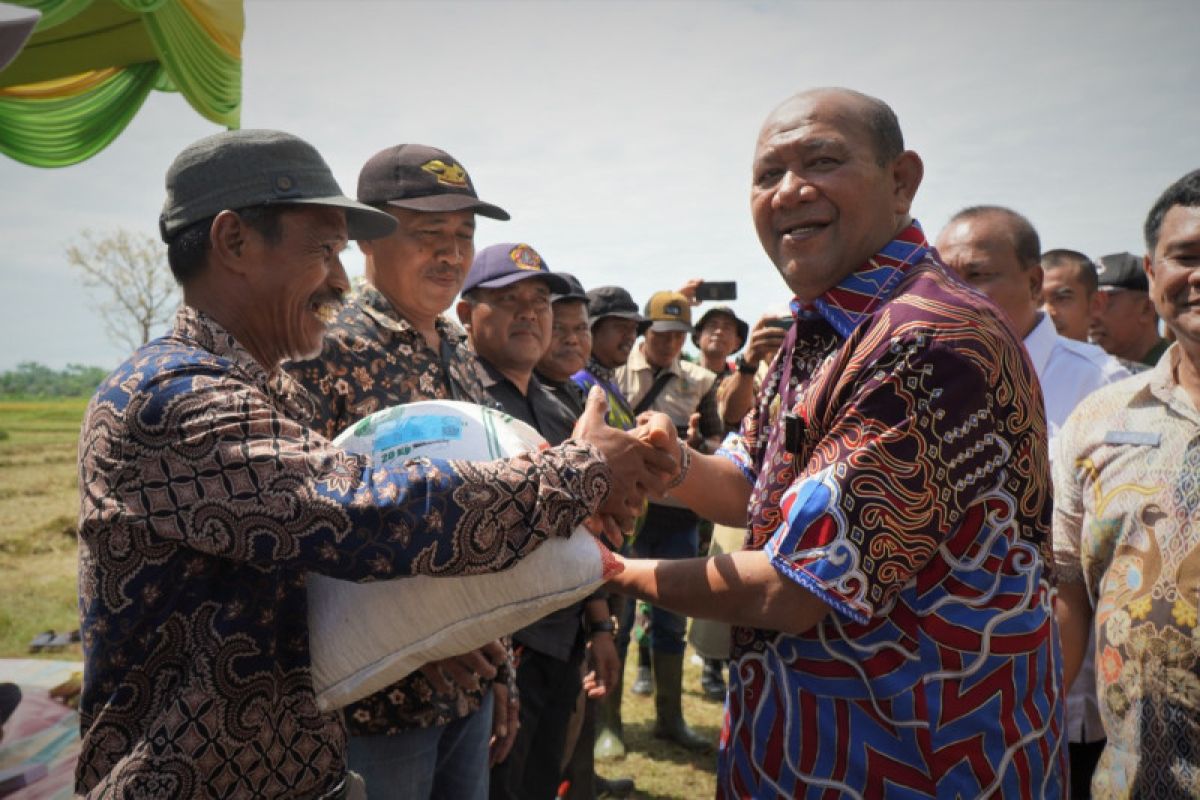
[455,299,473,329]
[210,210,252,276]
[1028,264,1045,302]
[891,150,924,216]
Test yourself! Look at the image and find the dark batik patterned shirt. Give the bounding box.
[76,305,611,798]
[286,285,514,735]
[715,223,1066,798]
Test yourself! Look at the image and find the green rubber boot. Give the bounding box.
[651,652,712,752]
[593,671,626,761]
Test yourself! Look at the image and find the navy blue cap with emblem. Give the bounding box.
[463,243,571,295]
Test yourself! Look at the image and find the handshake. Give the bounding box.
[570,385,686,547]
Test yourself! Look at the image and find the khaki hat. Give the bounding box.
[159,129,396,242]
[643,290,693,333]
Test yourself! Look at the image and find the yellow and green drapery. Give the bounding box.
[0,0,242,167]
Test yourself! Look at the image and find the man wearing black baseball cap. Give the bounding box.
[289,146,534,799]
[1090,251,1169,367]
[535,273,591,416]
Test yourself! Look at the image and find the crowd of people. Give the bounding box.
[71,86,1199,799]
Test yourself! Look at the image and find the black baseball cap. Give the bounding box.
[159,130,397,242]
[586,286,645,328]
[463,243,570,295]
[357,144,509,220]
[1096,252,1148,292]
[553,272,588,304]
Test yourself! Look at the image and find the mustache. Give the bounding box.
[427,264,462,280]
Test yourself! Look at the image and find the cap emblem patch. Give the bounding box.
[664,302,682,316]
[509,244,544,272]
[420,159,468,188]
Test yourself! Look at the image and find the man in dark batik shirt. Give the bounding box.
[456,244,622,800]
[77,131,669,799]
[607,89,1067,798]
[287,144,517,799]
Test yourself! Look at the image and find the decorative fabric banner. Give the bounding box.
[0,0,242,167]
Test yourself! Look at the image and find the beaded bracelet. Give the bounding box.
[665,439,692,490]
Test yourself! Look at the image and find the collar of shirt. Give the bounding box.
[791,220,931,340]
[478,357,534,395]
[478,358,576,444]
[585,357,617,383]
[1145,343,1200,425]
[1022,311,1057,377]
[173,305,308,419]
[356,283,466,346]
[626,342,683,377]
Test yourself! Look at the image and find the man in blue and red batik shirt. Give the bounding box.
[606,88,1067,798]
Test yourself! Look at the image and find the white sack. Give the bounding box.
[307,400,607,711]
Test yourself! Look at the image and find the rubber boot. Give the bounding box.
[593,672,626,761]
[651,652,712,751]
[631,643,652,695]
[700,658,727,702]
[595,773,635,798]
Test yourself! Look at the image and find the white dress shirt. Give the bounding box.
[1024,312,1130,743]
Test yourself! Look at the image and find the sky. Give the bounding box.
[2,0,1198,372]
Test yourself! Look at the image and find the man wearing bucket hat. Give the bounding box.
[572,287,645,433]
[76,130,673,799]
[286,143,529,800]
[692,305,749,379]
[613,290,722,751]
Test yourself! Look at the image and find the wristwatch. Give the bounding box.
[734,354,757,375]
[585,617,616,636]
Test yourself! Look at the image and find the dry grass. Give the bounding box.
[0,397,724,797]
[603,653,722,798]
[0,398,86,659]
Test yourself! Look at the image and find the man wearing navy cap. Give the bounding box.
[457,244,621,800]
[1090,251,1169,367]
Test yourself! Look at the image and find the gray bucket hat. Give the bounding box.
[159,129,397,242]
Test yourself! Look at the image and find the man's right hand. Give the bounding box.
[573,387,677,539]
[417,640,505,693]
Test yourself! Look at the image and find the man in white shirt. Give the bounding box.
[937,205,1129,799]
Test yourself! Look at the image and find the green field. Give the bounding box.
[0,396,720,796]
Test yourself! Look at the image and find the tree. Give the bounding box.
[66,229,179,350]
[0,362,108,397]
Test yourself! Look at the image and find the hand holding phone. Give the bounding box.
[694,281,737,302]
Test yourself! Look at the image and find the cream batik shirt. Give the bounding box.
[1054,344,1200,799]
